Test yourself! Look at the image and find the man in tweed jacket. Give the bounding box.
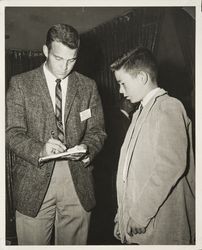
[6,24,106,245]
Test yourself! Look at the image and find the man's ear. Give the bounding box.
[42,45,48,58]
[138,71,148,85]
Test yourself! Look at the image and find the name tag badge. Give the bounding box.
[80,108,91,122]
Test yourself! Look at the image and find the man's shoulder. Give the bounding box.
[158,94,184,108]
[74,71,95,86]
[12,65,43,81]
[156,93,188,118]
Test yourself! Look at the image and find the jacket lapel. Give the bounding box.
[37,65,55,113]
[121,108,140,153]
[124,89,167,180]
[36,67,79,124]
[64,71,79,123]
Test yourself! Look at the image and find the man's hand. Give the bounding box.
[126,217,146,236]
[40,138,66,157]
[114,221,121,240]
[66,144,88,161]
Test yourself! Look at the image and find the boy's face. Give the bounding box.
[43,41,78,79]
[115,68,144,103]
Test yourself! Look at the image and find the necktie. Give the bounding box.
[55,79,64,143]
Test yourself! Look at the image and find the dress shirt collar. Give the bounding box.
[43,62,68,85]
[141,87,161,107]
[43,62,68,127]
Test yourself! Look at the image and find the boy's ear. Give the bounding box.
[138,71,148,85]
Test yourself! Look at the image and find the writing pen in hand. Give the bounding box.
[51,130,55,139]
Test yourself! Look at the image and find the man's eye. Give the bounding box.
[68,59,75,63]
[55,57,61,61]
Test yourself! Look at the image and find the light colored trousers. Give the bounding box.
[16,161,91,245]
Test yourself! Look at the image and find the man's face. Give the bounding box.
[43,41,78,79]
[115,68,144,103]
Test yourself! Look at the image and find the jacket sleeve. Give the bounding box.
[80,80,107,165]
[129,99,189,227]
[6,76,44,166]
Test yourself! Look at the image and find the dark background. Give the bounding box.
[5,6,195,245]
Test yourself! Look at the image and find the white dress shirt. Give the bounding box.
[141,87,161,107]
[43,63,68,130]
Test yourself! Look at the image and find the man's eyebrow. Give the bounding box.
[69,57,77,61]
[53,52,77,61]
[53,53,63,59]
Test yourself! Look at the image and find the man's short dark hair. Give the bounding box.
[46,24,80,50]
[110,47,158,82]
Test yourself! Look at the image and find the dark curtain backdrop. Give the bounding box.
[76,7,164,107]
[172,8,195,123]
[6,7,164,245]
[173,9,195,90]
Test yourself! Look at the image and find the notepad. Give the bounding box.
[39,145,87,164]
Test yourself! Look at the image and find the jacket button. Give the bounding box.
[46,173,51,178]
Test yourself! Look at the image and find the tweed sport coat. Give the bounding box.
[116,89,195,244]
[6,65,107,217]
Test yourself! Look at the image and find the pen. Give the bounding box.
[51,130,55,139]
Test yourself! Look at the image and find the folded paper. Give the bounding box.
[39,145,87,164]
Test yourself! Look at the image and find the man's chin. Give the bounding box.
[57,73,69,79]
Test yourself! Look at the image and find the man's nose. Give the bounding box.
[62,61,69,70]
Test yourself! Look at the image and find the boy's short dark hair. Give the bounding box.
[110,47,158,82]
